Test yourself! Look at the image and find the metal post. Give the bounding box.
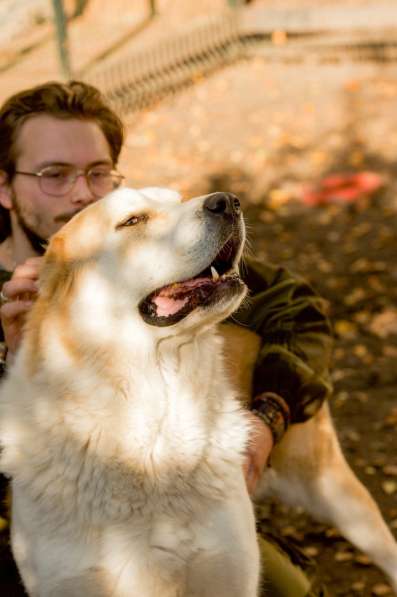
[51,0,72,80]
[73,0,89,18]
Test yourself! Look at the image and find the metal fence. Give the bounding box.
[7,1,397,115]
[81,3,397,116]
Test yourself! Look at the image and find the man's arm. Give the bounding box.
[235,257,333,428]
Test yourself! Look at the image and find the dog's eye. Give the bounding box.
[117,214,147,229]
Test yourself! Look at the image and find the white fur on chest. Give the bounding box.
[1,331,249,529]
[1,329,259,596]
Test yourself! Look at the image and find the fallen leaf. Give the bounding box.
[333,348,346,360]
[351,257,370,272]
[335,551,353,562]
[346,429,361,442]
[303,546,319,557]
[349,150,365,166]
[318,259,333,273]
[344,79,361,92]
[334,320,357,339]
[268,188,292,209]
[369,309,397,338]
[355,554,371,566]
[351,222,372,238]
[354,310,371,324]
[325,527,342,540]
[384,407,397,427]
[382,481,397,495]
[271,30,287,46]
[383,465,397,477]
[368,276,385,292]
[352,392,369,403]
[259,211,276,224]
[383,345,397,358]
[353,344,369,359]
[344,288,366,305]
[280,526,304,542]
[372,583,392,595]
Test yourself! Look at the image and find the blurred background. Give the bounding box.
[1,1,397,594]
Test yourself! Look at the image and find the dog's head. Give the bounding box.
[40,188,247,336]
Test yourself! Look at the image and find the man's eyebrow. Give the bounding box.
[35,159,113,170]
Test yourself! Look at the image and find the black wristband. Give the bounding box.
[0,342,7,378]
[251,392,290,444]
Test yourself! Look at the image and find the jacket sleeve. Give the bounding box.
[232,257,333,423]
[0,271,13,377]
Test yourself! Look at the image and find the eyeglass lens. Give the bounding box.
[39,165,123,197]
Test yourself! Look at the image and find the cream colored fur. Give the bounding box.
[0,188,260,597]
[221,323,397,593]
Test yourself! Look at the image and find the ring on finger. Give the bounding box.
[0,289,10,305]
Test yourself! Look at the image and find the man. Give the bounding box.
[0,81,332,596]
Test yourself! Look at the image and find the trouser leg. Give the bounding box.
[258,535,330,597]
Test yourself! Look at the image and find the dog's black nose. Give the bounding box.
[204,192,241,218]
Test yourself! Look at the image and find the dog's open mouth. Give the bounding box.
[139,232,245,326]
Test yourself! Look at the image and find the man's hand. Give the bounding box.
[0,257,42,355]
[243,412,274,496]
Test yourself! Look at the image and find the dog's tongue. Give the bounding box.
[152,276,212,317]
[152,295,189,316]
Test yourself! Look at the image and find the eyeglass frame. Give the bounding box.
[14,163,125,198]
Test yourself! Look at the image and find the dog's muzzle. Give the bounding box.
[139,192,246,327]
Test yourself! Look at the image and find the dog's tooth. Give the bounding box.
[211,266,220,282]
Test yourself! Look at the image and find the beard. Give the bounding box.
[11,191,48,256]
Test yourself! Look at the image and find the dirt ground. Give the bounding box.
[114,45,397,597]
[1,1,397,595]
[119,51,397,597]
[128,59,397,597]
[244,166,397,596]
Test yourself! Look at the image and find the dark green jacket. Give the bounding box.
[0,259,333,423]
[234,258,333,423]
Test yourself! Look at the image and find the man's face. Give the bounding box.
[5,114,114,244]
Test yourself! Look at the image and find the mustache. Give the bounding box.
[54,210,81,223]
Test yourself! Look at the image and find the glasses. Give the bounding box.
[15,164,125,198]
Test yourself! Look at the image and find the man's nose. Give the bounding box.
[70,173,96,205]
[203,192,241,219]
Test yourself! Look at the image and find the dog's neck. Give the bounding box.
[19,311,235,444]
[8,320,248,525]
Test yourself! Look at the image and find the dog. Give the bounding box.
[1,187,397,595]
[0,189,260,597]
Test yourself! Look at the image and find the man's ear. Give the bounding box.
[0,171,13,210]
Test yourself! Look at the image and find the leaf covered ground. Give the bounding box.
[121,50,397,595]
[242,176,397,596]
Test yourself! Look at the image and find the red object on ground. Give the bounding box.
[302,171,383,206]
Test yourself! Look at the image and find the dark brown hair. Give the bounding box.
[0,80,124,241]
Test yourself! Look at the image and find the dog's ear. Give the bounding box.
[48,236,66,261]
[39,234,79,302]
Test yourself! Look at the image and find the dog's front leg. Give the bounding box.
[185,492,260,597]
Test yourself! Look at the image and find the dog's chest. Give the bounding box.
[5,337,248,534]
[17,399,244,533]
